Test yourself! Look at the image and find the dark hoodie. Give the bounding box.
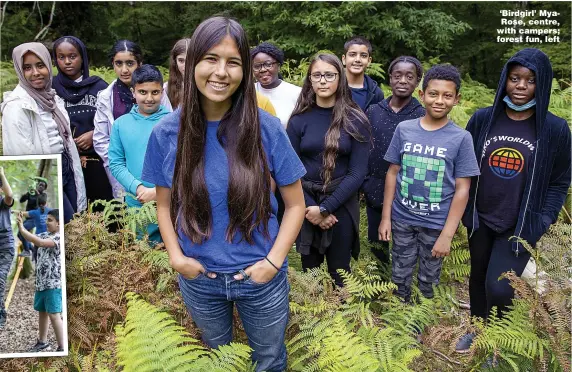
[462,48,571,254]
[52,36,108,156]
[362,96,426,208]
[351,74,385,112]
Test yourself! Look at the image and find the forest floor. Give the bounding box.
[0,259,58,356]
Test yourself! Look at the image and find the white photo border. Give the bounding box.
[0,154,68,358]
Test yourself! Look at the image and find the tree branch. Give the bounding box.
[0,1,8,31]
[428,347,465,367]
[33,1,55,41]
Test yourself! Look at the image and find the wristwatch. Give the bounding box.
[319,205,330,217]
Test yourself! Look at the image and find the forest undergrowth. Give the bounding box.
[0,59,570,372]
[0,197,568,372]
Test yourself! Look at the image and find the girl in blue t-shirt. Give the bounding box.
[141,16,306,372]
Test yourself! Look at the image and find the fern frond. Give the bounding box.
[115,293,216,372]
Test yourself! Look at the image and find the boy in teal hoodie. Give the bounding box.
[109,65,169,243]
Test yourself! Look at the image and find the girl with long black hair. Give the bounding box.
[287,53,371,287]
[53,36,113,204]
[141,17,306,371]
[93,40,172,198]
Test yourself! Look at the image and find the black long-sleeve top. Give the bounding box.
[20,192,39,211]
[286,105,370,213]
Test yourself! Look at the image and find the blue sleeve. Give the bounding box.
[286,116,317,206]
[28,209,39,218]
[141,126,169,188]
[383,125,402,165]
[271,123,306,187]
[454,132,481,179]
[321,120,371,213]
[108,122,142,195]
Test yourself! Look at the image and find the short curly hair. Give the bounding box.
[422,64,461,93]
[250,42,284,64]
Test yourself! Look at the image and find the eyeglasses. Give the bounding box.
[253,61,278,71]
[309,72,339,83]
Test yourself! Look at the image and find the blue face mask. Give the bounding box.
[503,95,536,111]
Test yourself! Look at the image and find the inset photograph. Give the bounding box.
[0,155,67,358]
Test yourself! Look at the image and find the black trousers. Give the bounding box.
[301,206,355,287]
[82,154,113,205]
[366,205,390,264]
[468,219,531,320]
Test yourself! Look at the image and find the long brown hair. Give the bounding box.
[290,53,370,189]
[167,38,191,108]
[171,16,272,245]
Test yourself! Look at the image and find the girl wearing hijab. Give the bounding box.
[93,40,172,199]
[53,36,113,204]
[456,48,571,352]
[1,42,87,223]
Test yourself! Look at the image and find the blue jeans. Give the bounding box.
[178,269,289,372]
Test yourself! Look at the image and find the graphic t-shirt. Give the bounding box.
[141,109,306,273]
[36,232,61,291]
[384,118,480,230]
[63,77,108,156]
[476,110,536,232]
[28,207,53,234]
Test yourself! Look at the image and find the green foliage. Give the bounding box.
[91,198,158,246]
[462,223,572,372]
[281,58,310,87]
[2,196,569,372]
[2,2,469,72]
[359,326,422,372]
[470,301,551,371]
[287,262,459,371]
[339,265,397,302]
[288,313,380,371]
[1,61,19,98]
[115,293,254,372]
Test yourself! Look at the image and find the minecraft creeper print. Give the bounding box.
[400,154,446,203]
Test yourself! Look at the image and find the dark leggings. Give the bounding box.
[468,220,531,320]
[62,151,78,224]
[301,206,355,287]
[366,205,390,264]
